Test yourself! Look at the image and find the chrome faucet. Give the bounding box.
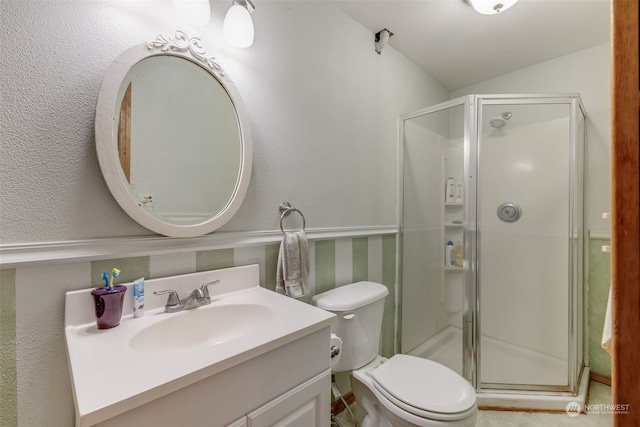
[154,280,220,313]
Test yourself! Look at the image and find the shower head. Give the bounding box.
[489,111,512,129]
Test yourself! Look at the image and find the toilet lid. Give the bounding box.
[372,355,476,415]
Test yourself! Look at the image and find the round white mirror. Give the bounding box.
[95,31,252,237]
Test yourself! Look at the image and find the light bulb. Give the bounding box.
[224,4,254,48]
[173,0,211,26]
[468,0,519,15]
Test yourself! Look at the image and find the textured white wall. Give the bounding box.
[451,43,611,234]
[0,0,449,244]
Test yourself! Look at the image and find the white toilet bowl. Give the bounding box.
[311,282,477,427]
[351,355,477,427]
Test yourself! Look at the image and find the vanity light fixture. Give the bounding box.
[467,0,519,14]
[173,0,211,26]
[223,0,255,48]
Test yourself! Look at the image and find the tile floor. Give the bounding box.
[333,381,612,427]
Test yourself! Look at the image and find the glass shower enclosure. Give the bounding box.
[398,94,586,407]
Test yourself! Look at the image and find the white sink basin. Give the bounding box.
[130,303,274,353]
[64,265,335,427]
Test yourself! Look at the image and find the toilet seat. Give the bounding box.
[371,354,477,421]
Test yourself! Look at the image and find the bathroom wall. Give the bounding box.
[0,1,447,425]
[0,0,449,243]
[588,237,612,378]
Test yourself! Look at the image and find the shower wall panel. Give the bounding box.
[479,117,570,361]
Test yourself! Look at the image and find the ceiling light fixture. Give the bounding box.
[467,0,519,14]
[223,0,255,48]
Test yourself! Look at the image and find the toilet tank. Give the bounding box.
[311,282,389,371]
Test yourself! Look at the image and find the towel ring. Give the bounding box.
[279,202,306,233]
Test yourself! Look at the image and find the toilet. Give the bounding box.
[312,281,477,427]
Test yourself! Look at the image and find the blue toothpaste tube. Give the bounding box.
[133,277,145,318]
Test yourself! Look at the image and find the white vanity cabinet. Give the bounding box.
[95,328,332,427]
[228,370,330,427]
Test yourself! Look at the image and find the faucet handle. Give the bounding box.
[200,280,220,298]
[153,289,181,307]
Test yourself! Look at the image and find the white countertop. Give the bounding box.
[64,265,335,427]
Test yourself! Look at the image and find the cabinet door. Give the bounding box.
[247,371,330,427]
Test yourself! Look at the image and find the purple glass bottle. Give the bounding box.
[90,285,127,329]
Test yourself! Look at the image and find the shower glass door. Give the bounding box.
[399,99,469,379]
[476,98,583,391]
[399,94,585,397]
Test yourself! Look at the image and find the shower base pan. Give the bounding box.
[409,326,590,412]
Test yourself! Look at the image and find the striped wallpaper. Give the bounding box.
[0,234,396,426]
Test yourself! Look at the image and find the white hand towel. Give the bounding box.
[276,231,309,298]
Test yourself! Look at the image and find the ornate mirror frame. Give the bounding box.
[95,30,252,238]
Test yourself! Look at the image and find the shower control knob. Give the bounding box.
[497,202,522,223]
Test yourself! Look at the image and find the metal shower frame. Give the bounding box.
[396,93,586,395]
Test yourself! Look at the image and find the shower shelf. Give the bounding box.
[445,202,463,207]
[444,266,463,271]
[445,223,463,228]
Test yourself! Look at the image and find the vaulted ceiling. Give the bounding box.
[333,0,611,89]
